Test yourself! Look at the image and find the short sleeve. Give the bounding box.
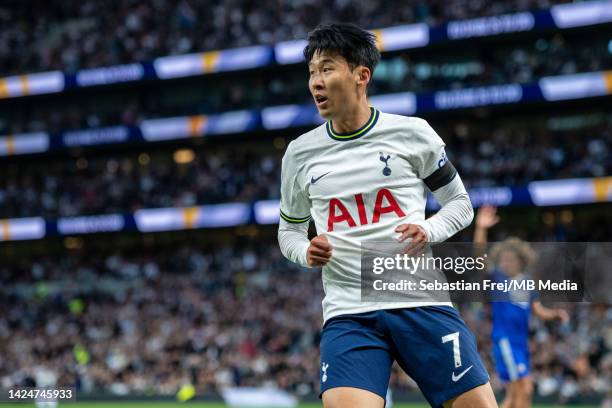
[409,118,457,192]
[279,142,311,223]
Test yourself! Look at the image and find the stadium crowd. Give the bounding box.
[0,0,591,76]
[1,118,610,219]
[2,34,610,135]
[0,236,609,401]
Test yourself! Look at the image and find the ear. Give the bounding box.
[355,66,371,87]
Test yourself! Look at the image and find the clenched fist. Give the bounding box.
[307,235,333,267]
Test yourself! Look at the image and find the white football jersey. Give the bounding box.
[280,107,455,322]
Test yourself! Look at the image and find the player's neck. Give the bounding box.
[331,103,372,134]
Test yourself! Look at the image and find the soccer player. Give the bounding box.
[474,205,569,408]
[278,23,497,408]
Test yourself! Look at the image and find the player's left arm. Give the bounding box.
[397,119,474,245]
[532,300,570,322]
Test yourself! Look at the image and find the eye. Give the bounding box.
[323,67,332,73]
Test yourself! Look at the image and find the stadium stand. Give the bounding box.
[0,113,610,218]
[2,33,610,134]
[0,0,596,76]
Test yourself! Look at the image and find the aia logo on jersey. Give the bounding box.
[327,188,405,231]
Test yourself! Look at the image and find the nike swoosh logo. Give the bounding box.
[451,365,473,382]
[311,172,331,184]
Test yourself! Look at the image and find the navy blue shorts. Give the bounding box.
[492,337,530,382]
[319,306,489,408]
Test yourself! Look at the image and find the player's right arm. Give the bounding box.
[277,141,332,267]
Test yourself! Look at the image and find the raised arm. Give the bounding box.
[473,205,500,244]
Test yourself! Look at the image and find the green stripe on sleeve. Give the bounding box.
[280,210,311,223]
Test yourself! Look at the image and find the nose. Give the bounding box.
[310,73,324,91]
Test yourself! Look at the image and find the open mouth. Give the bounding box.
[315,95,328,106]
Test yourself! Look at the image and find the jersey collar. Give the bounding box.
[326,107,379,141]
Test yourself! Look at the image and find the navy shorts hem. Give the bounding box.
[319,383,387,403]
[432,376,490,408]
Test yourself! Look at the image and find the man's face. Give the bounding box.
[499,249,523,277]
[308,50,360,119]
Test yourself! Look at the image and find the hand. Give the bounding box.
[475,205,500,230]
[307,235,333,267]
[555,309,570,324]
[395,223,428,256]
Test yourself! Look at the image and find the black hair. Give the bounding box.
[303,23,381,76]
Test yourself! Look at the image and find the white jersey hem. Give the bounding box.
[323,301,454,324]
